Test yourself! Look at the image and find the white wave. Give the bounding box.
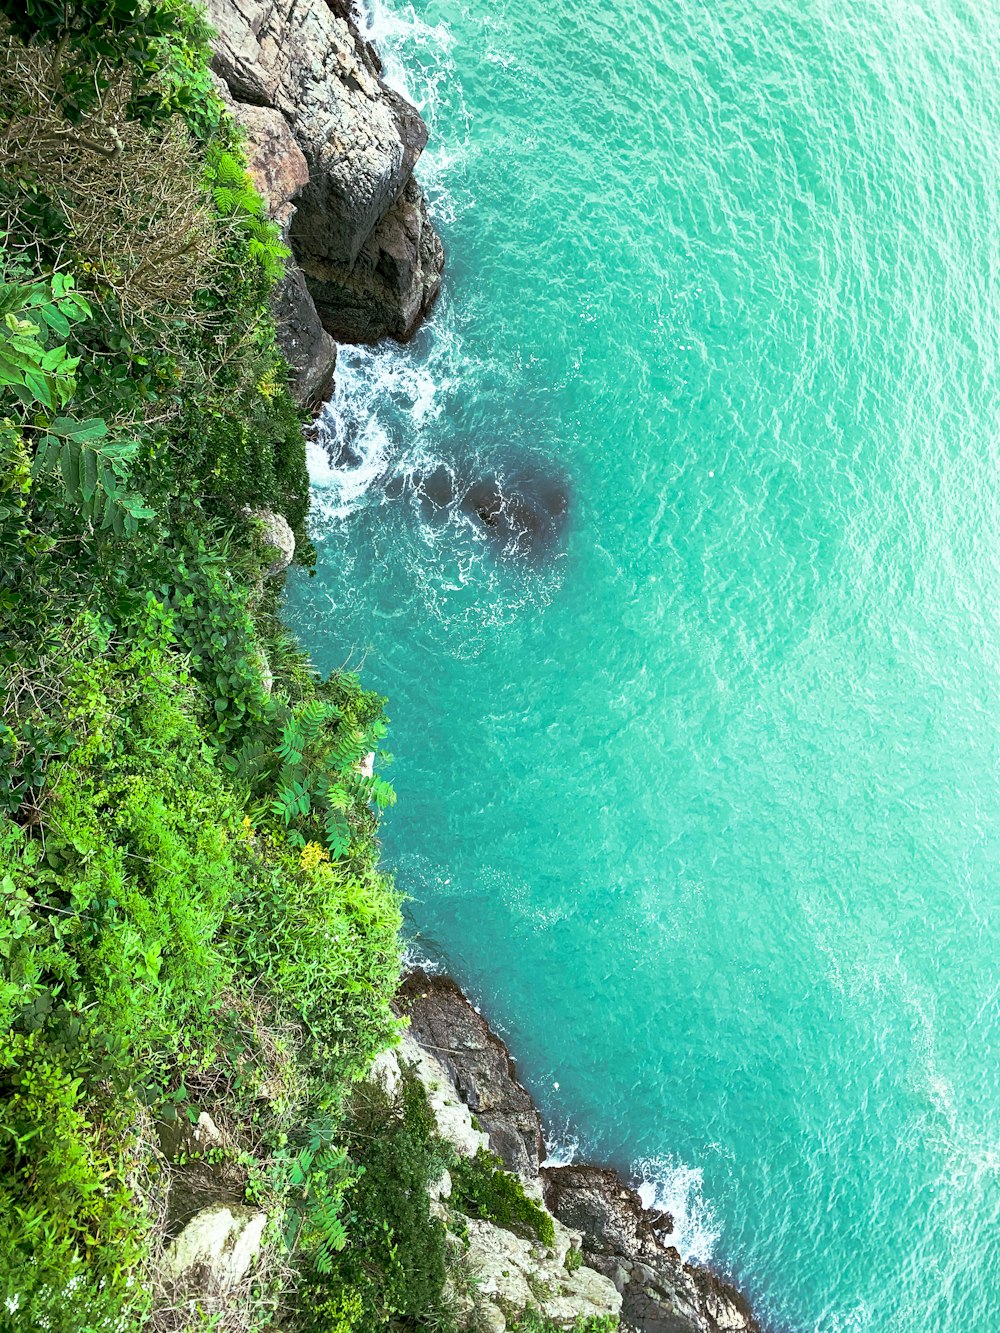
[400,937,446,975]
[634,1155,720,1265]
[307,339,454,525]
[354,0,456,116]
[351,0,470,222]
[541,1122,581,1168]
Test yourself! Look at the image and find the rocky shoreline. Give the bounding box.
[398,970,763,1333]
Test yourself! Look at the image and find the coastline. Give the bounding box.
[398,969,763,1333]
[205,3,767,1329]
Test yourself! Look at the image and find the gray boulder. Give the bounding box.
[206,0,443,344]
[163,1203,267,1288]
[245,507,295,576]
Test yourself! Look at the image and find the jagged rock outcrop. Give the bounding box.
[373,1029,621,1331]
[300,173,445,343]
[397,971,544,1179]
[543,1166,760,1333]
[206,0,443,355]
[398,969,763,1333]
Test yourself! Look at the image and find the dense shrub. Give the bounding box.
[451,1147,556,1248]
[294,1074,453,1331]
[0,3,406,1327]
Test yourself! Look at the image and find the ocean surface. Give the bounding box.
[285,0,1000,1327]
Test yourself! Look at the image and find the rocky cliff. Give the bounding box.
[206,0,444,405]
[398,971,764,1333]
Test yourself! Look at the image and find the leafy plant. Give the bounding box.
[451,1148,556,1248]
[294,1075,452,1331]
[0,272,88,409]
[0,272,153,533]
[207,146,290,282]
[509,1316,618,1333]
[0,0,200,124]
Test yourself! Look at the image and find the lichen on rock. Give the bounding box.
[162,1203,268,1289]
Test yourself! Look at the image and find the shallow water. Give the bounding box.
[286,0,1000,1327]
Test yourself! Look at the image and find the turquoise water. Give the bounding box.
[286,0,1000,1327]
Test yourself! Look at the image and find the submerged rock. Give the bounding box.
[461,471,569,556]
[391,460,571,559]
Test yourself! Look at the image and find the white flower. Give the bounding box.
[5,1295,20,1315]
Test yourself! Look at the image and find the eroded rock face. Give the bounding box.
[229,98,309,228]
[209,66,335,408]
[303,175,444,343]
[206,0,443,347]
[272,263,337,409]
[542,1167,761,1333]
[397,971,544,1178]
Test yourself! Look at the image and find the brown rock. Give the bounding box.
[396,970,543,1177]
[301,176,444,343]
[235,101,309,227]
[272,264,337,409]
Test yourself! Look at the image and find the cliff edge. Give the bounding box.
[398,971,764,1333]
[206,0,444,404]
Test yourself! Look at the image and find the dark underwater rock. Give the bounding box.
[391,458,570,558]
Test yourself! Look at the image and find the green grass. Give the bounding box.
[451,1147,556,1248]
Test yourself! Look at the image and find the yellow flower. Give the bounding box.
[299,841,330,872]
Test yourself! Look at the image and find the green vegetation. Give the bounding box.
[0,3,404,1327]
[294,1070,456,1331]
[564,1245,584,1274]
[451,1147,556,1249]
[0,7,617,1333]
[509,1317,618,1333]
